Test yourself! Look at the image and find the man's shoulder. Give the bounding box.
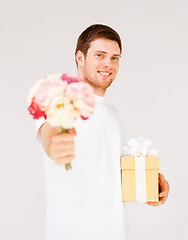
[104,100,119,114]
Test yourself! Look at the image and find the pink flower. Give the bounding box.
[81,116,89,120]
[28,75,67,111]
[28,100,47,119]
[66,82,95,118]
[61,74,79,84]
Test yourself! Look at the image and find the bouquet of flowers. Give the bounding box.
[28,73,95,170]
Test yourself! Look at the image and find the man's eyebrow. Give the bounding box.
[95,50,121,57]
[113,54,121,57]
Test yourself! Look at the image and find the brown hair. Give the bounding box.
[75,24,122,63]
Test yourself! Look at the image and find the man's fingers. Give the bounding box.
[146,201,162,207]
[52,148,75,159]
[146,191,168,207]
[159,191,168,205]
[159,191,168,198]
[68,128,77,135]
[54,154,75,165]
[146,199,164,206]
[54,141,75,151]
[52,134,75,144]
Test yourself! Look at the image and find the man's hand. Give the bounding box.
[39,122,76,165]
[146,173,170,207]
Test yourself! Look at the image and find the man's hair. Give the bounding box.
[75,24,122,64]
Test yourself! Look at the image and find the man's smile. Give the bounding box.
[98,71,112,76]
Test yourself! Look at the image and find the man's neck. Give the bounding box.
[93,88,105,97]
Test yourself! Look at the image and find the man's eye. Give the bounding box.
[112,57,118,61]
[97,54,102,58]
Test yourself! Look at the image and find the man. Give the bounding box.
[37,24,169,239]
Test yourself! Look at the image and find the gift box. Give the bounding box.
[121,156,159,202]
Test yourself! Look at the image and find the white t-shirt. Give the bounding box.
[36,95,129,240]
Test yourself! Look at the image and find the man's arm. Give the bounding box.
[39,122,76,165]
[146,173,170,206]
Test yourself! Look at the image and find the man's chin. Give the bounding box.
[97,79,112,87]
[83,75,114,89]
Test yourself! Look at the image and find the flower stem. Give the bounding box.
[61,127,72,171]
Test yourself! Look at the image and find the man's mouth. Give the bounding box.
[98,71,112,76]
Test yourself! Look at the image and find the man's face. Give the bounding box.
[79,38,121,95]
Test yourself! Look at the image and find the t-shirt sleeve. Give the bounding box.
[35,118,47,145]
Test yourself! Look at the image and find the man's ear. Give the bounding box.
[76,50,85,68]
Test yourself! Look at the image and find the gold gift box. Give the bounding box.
[121,156,159,202]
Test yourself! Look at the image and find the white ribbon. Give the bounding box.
[135,156,146,202]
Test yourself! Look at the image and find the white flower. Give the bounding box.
[47,95,80,129]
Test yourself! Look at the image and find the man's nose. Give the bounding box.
[103,58,112,68]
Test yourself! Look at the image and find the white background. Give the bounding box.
[0,0,187,239]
